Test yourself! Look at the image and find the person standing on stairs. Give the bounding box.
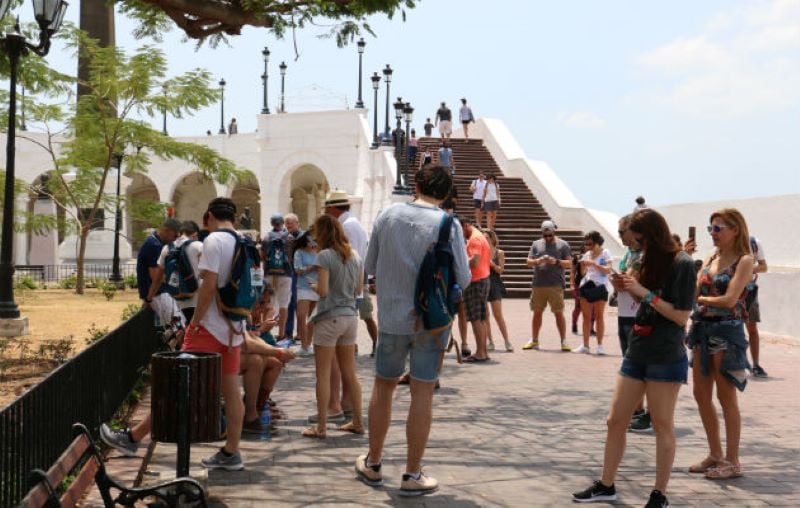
[438,140,456,175]
[424,118,434,137]
[469,171,487,228]
[435,101,453,139]
[407,129,419,167]
[459,98,475,141]
[482,174,501,230]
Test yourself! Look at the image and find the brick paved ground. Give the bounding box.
[142,299,800,507]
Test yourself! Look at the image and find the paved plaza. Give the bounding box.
[139,299,799,507]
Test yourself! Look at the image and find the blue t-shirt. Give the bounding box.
[136,232,167,299]
[293,249,318,291]
[438,147,453,167]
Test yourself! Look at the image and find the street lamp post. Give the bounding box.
[109,153,124,285]
[382,64,393,144]
[20,85,27,131]
[370,72,381,147]
[355,38,366,109]
[279,61,287,113]
[392,97,406,194]
[161,84,168,136]
[0,0,69,325]
[403,102,414,189]
[261,47,270,114]
[218,78,226,134]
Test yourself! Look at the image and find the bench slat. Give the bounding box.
[20,434,91,507]
[60,457,100,507]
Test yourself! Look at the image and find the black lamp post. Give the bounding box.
[279,61,287,113]
[403,102,414,189]
[392,97,406,194]
[382,64,393,144]
[161,84,168,136]
[0,0,69,322]
[261,46,270,114]
[218,78,226,134]
[20,85,27,131]
[355,38,366,109]
[109,153,124,285]
[370,72,381,147]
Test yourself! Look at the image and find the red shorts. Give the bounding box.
[182,325,241,375]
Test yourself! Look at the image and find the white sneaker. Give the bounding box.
[298,347,313,357]
[596,345,607,356]
[573,345,591,354]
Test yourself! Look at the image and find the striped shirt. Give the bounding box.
[365,202,472,335]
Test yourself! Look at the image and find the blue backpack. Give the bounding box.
[414,213,462,332]
[164,240,199,300]
[264,232,289,275]
[217,229,264,321]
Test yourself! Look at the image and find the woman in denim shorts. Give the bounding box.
[687,209,754,480]
[573,209,697,508]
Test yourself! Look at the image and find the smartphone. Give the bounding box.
[688,226,696,242]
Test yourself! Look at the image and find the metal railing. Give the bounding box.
[0,309,161,507]
[13,263,137,284]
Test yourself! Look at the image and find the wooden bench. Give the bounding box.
[21,423,207,507]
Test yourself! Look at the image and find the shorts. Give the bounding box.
[271,275,292,308]
[747,295,760,323]
[530,286,565,313]
[464,277,490,322]
[375,328,450,382]
[439,120,452,136]
[182,325,241,375]
[580,281,609,303]
[473,199,484,210]
[151,293,185,329]
[620,356,688,384]
[297,288,319,302]
[357,295,374,321]
[313,315,358,347]
[618,316,635,356]
[483,200,500,212]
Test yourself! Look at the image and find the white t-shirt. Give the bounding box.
[339,211,368,297]
[157,236,203,310]
[471,178,486,200]
[580,249,613,287]
[484,182,499,202]
[198,230,245,347]
[751,237,766,264]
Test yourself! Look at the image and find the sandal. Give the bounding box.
[463,356,489,363]
[689,456,721,473]
[302,426,326,439]
[337,421,365,434]
[705,460,743,479]
[461,346,471,358]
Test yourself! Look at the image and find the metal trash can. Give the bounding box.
[151,351,221,475]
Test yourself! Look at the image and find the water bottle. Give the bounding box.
[259,407,272,441]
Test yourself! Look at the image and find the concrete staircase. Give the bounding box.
[412,137,584,297]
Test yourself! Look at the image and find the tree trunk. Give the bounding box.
[75,224,90,295]
[79,0,115,98]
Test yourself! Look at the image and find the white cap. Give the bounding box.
[541,220,556,231]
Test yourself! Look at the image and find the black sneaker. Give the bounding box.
[629,411,653,433]
[645,489,669,508]
[752,365,768,378]
[572,480,616,503]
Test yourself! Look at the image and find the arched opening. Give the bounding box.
[172,172,217,225]
[289,164,329,229]
[230,173,261,232]
[26,172,63,265]
[125,173,161,253]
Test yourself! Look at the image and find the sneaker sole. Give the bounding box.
[628,427,654,434]
[399,485,439,497]
[355,470,384,487]
[202,462,244,471]
[573,494,617,503]
[99,435,137,458]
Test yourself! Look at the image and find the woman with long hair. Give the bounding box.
[293,231,319,357]
[573,208,696,508]
[686,208,753,479]
[302,215,364,438]
[574,231,612,355]
[484,230,513,352]
[481,174,501,230]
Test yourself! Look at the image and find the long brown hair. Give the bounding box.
[313,214,352,263]
[628,208,678,291]
[710,208,751,257]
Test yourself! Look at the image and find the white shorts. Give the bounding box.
[439,120,452,136]
[271,275,292,309]
[297,288,320,302]
[151,293,186,328]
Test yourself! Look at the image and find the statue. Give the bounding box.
[239,207,254,230]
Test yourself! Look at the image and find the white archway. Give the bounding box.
[171,172,217,225]
[285,165,330,229]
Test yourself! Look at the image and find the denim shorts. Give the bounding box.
[374,328,450,383]
[619,356,688,384]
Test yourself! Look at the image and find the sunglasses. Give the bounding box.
[543,233,554,239]
[707,224,730,234]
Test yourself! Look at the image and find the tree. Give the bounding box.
[118,0,418,45]
[7,29,244,293]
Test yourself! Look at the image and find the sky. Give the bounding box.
[15,0,800,215]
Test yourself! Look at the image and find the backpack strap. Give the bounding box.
[214,229,244,350]
[436,213,453,246]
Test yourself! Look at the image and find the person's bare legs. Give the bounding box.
[259,357,284,408]
[458,302,469,351]
[474,207,483,229]
[368,376,399,463]
[406,376,437,474]
[692,348,724,462]
[600,375,646,487]
[336,344,363,429]
[645,380,681,493]
[593,300,606,345]
[329,356,344,413]
[278,306,288,338]
[296,300,313,350]
[487,210,496,230]
[471,319,488,359]
[711,352,742,465]
[746,321,760,367]
[554,311,567,342]
[129,414,152,442]
[221,373,244,453]
[312,345,336,434]
[240,354,265,422]
[532,309,544,341]
[489,299,511,348]
[581,298,593,347]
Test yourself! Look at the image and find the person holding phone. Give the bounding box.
[575,231,613,355]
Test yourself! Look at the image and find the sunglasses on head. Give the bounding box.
[707,224,730,234]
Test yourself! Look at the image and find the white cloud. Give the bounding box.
[557,111,607,129]
[634,0,800,117]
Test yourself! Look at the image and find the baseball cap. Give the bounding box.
[270,213,284,225]
[541,220,556,231]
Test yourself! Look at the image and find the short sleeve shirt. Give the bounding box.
[136,232,166,300]
[467,233,492,282]
[580,249,613,287]
[157,236,203,309]
[438,147,453,167]
[310,249,361,323]
[436,107,452,122]
[198,230,245,347]
[472,179,487,200]
[626,252,697,364]
[528,238,572,287]
[293,249,318,291]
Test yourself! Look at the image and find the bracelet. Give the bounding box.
[651,295,661,306]
[642,291,656,305]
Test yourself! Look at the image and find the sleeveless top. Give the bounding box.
[696,254,748,321]
[484,182,499,202]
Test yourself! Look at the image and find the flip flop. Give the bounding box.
[337,422,365,434]
[705,461,743,480]
[463,356,489,363]
[689,457,720,474]
[302,426,326,439]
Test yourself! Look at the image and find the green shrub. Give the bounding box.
[58,275,77,289]
[98,281,116,301]
[14,276,38,290]
[121,303,140,322]
[85,323,110,346]
[38,338,74,364]
[124,274,138,289]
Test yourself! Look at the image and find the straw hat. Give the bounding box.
[324,189,351,207]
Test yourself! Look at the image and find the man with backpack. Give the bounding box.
[261,214,293,343]
[355,164,470,497]
[158,220,202,323]
[139,218,181,327]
